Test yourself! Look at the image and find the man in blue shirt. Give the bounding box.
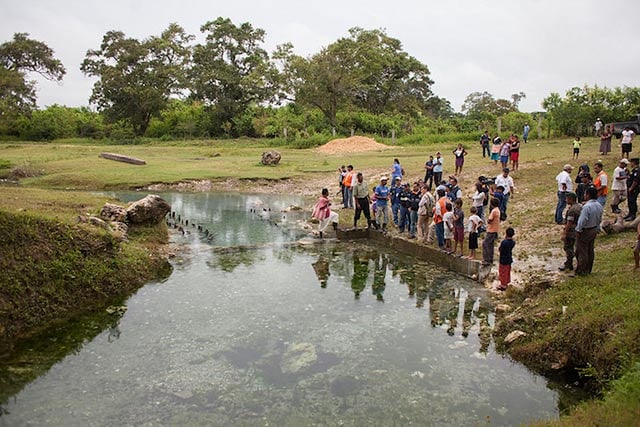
[374,176,391,231]
[523,123,530,143]
[574,186,603,276]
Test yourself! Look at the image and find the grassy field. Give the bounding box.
[1,135,638,425]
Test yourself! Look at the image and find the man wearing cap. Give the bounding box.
[374,176,391,231]
[611,159,630,214]
[555,164,573,224]
[559,192,581,271]
[625,158,640,221]
[494,168,514,218]
[574,186,603,276]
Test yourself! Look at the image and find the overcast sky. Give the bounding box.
[2,0,639,113]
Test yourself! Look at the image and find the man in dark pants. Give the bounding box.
[352,172,372,229]
[559,192,581,272]
[625,158,640,221]
[574,187,603,276]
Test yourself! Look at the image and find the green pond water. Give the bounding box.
[0,193,581,426]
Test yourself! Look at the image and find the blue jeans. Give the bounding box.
[392,202,400,225]
[409,210,418,237]
[399,206,410,231]
[555,191,567,224]
[597,195,607,208]
[482,143,490,157]
[501,193,510,216]
[435,222,445,248]
[343,187,353,208]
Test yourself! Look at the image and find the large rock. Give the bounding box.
[261,150,281,166]
[126,195,171,225]
[100,203,127,222]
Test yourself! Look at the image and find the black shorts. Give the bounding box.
[622,143,632,153]
[573,148,580,154]
[469,232,478,249]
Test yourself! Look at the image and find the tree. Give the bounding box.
[0,33,66,133]
[190,17,276,137]
[81,24,193,136]
[280,28,436,127]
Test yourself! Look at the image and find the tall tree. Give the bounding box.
[190,17,276,136]
[280,28,436,127]
[81,24,192,136]
[0,33,66,131]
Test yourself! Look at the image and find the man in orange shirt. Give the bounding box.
[433,188,448,250]
[342,165,355,208]
[482,198,501,266]
[593,161,608,207]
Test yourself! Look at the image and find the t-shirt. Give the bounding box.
[556,170,573,192]
[374,185,390,206]
[621,130,635,145]
[573,139,582,149]
[468,214,481,233]
[499,238,516,265]
[487,207,501,233]
[495,175,514,195]
[500,143,511,157]
[612,167,628,191]
[472,191,485,207]
[433,157,443,173]
[443,211,455,232]
[523,125,530,137]
[453,207,464,228]
[594,171,609,196]
[480,134,490,144]
[392,163,403,181]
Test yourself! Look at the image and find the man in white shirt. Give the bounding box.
[494,168,514,217]
[611,158,629,214]
[555,164,573,224]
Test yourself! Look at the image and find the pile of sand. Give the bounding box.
[316,136,392,154]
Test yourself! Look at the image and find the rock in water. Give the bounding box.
[261,151,281,166]
[280,342,317,373]
[126,195,171,225]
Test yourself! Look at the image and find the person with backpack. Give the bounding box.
[417,184,435,243]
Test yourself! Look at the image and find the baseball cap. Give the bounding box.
[380,176,388,181]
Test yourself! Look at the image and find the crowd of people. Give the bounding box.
[312,124,639,290]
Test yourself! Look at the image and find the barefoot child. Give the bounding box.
[467,206,483,259]
[452,199,465,256]
[498,227,516,290]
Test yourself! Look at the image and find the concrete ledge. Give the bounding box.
[336,228,491,282]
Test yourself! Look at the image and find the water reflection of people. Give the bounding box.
[312,256,330,288]
[351,253,369,299]
[372,254,388,301]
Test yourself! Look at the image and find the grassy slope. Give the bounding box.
[1,136,639,425]
[0,187,171,347]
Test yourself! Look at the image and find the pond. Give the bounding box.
[0,192,580,426]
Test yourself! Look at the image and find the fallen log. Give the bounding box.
[99,152,146,165]
[601,215,640,234]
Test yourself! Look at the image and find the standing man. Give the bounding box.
[342,165,355,208]
[433,152,444,185]
[594,118,603,137]
[621,126,635,160]
[374,176,391,231]
[593,161,609,207]
[494,168,515,218]
[480,130,490,157]
[424,155,434,191]
[574,186,603,276]
[625,158,640,221]
[559,192,582,272]
[611,159,629,214]
[390,177,403,226]
[555,164,573,224]
[482,198,502,266]
[523,122,530,143]
[433,188,448,250]
[352,172,372,229]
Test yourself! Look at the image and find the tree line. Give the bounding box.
[1,18,639,143]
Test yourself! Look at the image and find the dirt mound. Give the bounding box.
[316,136,392,154]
